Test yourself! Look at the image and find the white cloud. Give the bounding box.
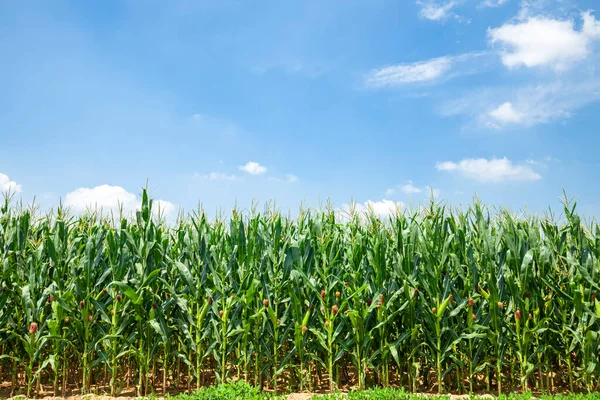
[366,56,452,87]
[417,1,459,21]
[342,199,405,220]
[154,199,176,216]
[268,174,299,183]
[442,78,600,128]
[365,52,488,88]
[0,172,22,193]
[285,174,299,183]
[239,161,267,175]
[436,157,542,182]
[481,0,508,8]
[488,12,600,70]
[526,156,560,166]
[489,102,525,123]
[504,80,600,125]
[401,180,422,194]
[583,11,600,39]
[364,199,404,217]
[202,172,236,181]
[386,181,439,197]
[515,0,552,20]
[66,185,137,211]
[65,185,175,216]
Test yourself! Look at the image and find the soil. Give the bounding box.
[0,368,575,399]
[1,394,499,400]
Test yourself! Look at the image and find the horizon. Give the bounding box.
[2,186,592,227]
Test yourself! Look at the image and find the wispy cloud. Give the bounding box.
[365,52,488,88]
[373,7,600,130]
[385,180,440,197]
[417,1,462,21]
[198,172,237,181]
[269,174,299,184]
[436,157,542,182]
[285,174,299,183]
[442,78,600,128]
[239,161,267,175]
[526,156,560,166]
[515,0,581,22]
[480,0,509,8]
[367,57,452,87]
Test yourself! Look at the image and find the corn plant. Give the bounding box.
[0,188,599,396]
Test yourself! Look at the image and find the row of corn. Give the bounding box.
[0,190,599,397]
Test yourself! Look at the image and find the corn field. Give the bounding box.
[0,189,599,397]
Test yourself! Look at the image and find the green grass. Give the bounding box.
[165,381,286,400]
[164,384,600,400]
[318,386,440,399]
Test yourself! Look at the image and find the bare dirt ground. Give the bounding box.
[2,395,498,400]
[0,370,565,400]
[0,379,501,400]
[0,394,500,400]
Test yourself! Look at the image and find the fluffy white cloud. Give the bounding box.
[239,161,267,175]
[488,12,600,70]
[154,199,176,216]
[342,199,405,220]
[0,172,22,193]
[401,180,422,194]
[489,102,525,123]
[65,185,175,216]
[364,199,404,217]
[436,157,541,182]
[66,185,136,211]
[417,1,459,21]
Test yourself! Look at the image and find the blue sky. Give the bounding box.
[1,0,600,219]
